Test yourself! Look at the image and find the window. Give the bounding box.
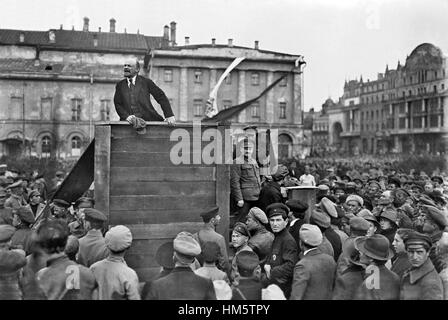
[279,102,287,119]
[251,102,260,118]
[349,101,354,106]
[280,76,287,87]
[408,90,412,97]
[435,71,438,79]
[164,69,173,82]
[71,99,82,121]
[9,97,23,120]
[41,136,51,158]
[194,70,202,83]
[223,100,232,110]
[71,136,82,157]
[399,118,406,129]
[251,72,260,86]
[41,97,52,120]
[442,84,445,91]
[193,99,203,117]
[100,100,110,121]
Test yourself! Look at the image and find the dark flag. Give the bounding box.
[202,73,288,123]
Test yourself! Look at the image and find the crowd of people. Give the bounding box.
[2,136,448,300]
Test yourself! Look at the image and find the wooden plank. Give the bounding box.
[110,137,218,153]
[109,209,204,225]
[110,195,216,210]
[110,181,216,196]
[127,222,203,240]
[94,125,111,219]
[110,167,216,182]
[110,152,215,168]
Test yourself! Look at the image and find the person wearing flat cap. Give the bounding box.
[290,224,336,300]
[195,242,229,283]
[353,234,400,300]
[10,206,35,255]
[68,196,95,239]
[90,225,140,300]
[378,208,399,249]
[230,222,254,285]
[0,224,27,299]
[387,176,401,190]
[77,208,109,268]
[318,198,343,261]
[286,199,308,249]
[230,138,261,223]
[400,231,443,300]
[35,220,98,300]
[145,231,217,300]
[345,194,364,216]
[232,250,263,300]
[257,164,289,214]
[336,216,370,276]
[263,203,298,299]
[4,180,27,210]
[193,206,229,274]
[245,207,274,263]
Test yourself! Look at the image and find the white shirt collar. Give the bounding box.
[127,76,137,86]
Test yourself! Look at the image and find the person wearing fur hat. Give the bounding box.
[144,231,216,300]
[90,225,140,300]
[353,234,400,300]
[11,206,35,255]
[0,224,27,299]
[345,195,364,216]
[290,224,336,300]
[245,207,274,263]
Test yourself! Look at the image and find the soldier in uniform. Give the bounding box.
[26,190,45,220]
[263,203,298,299]
[90,225,140,300]
[11,206,35,255]
[245,207,274,264]
[77,208,109,268]
[193,207,229,273]
[4,180,27,210]
[144,231,216,300]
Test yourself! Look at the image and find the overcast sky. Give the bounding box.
[1,0,447,111]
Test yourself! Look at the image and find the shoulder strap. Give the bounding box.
[234,287,247,300]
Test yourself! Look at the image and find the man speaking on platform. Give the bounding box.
[114,60,176,133]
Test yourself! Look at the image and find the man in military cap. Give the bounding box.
[11,206,35,255]
[290,224,336,300]
[36,220,98,300]
[0,224,27,299]
[77,208,109,268]
[257,164,288,214]
[26,190,45,220]
[4,180,27,210]
[230,222,253,285]
[431,175,444,192]
[145,231,217,300]
[49,199,73,224]
[232,250,263,300]
[400,231,443,300]
[286,199,308,248]
[245,207,274,263]
[263,203,298,299]
[193,207,229,273]
[230,138,261,223]
[90,225,140,300]
[68,196,95,239]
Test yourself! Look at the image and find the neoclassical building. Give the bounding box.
[0,18,305,160]
[328,43,448,155]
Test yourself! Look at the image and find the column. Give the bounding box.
[438,97,442,127]
[394,136,400,153]
[422,99,425,128]
[293,71,302,125]
[265,71,275,124]
[237,70,246,123]
[179,67,188,121]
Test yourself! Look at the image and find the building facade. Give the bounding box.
[328,43,448,156]
[0,18,305,160]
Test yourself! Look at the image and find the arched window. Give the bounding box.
[41,135,51,158]
[71,136,82,156]
[278,134,293,160]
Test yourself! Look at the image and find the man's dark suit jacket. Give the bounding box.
[113,75,174,121]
